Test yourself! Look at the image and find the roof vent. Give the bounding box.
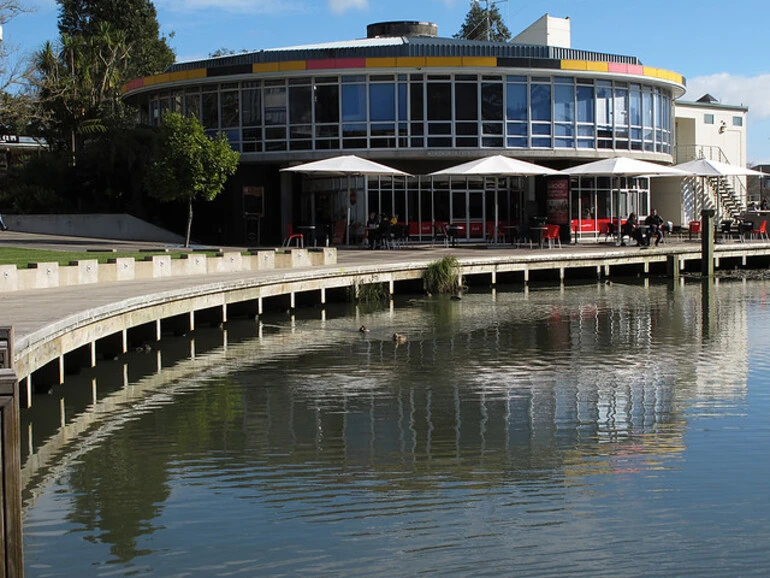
[367,21,438,39]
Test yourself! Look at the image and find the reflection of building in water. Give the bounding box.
[23,282,752,499]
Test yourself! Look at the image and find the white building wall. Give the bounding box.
[512,14,571,48]
[674,101,748,167]
[652,100,749,227]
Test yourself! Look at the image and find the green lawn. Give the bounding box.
[0,248,223,268]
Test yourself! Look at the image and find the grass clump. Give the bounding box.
[350,282,388,304]
[424,256,462,294]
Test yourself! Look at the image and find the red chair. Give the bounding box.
[751,220,768,241]
[283,224,304,248]
[688,220,701,241]
[542,224,562,248]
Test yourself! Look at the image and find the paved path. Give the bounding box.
[0,230,714,351]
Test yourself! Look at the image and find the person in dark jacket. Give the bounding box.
[645,208,665,246]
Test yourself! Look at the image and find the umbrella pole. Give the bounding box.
[346,176,351,246]
[616,176,622,246]
[494,187,499,244]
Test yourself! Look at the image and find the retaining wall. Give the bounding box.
[0,248,336,292]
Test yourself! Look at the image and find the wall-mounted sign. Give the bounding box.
[546,177,570,225]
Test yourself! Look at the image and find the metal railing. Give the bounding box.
[675,144,749,219]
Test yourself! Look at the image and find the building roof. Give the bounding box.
[169,34,641,72]
[675,99,748,112]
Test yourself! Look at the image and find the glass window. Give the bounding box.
[427,83,452,121]
[554,84,574,122]
[264,86,287,125]
[481,82,503,121]
[614,88,628,128]
[455,82,478,121]
[201,92,218,129]
[342,83,367,122]
[184,93,201,120]
[289,85,312,124]
[576,85,594,123]
[370,83,395,122]
[220,91,239,128]
[241,88,261,126]
[596,83,611,127]
[398,83,408,121]
[506,83,527,121]
[630,88,642,126]
[314,84,339,124]
[530,84,551,121]
[733,116,743,127]
[703,114,715,124]
[410,82,424,121]
[642,91,654,128]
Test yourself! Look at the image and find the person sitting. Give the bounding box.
[621,213,643,246]
[366,212,379,249]
[645,208,665,246]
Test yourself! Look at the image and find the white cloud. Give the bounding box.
[686,73,770,119]
[328,0,368,14]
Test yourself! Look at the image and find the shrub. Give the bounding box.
[424,256,462,294]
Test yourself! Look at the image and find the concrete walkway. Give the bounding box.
[0,230,626,342]
[0,230,759,384]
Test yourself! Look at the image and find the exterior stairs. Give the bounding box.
[707,176,743,220]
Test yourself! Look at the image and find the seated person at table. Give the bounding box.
[644,208,665,246]
[366,212,379,248]
[621,213,644,246]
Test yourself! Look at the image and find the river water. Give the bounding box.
[19,278,770,576]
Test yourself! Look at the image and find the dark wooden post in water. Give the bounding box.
[701,209,716,277]
[0,327,23,577]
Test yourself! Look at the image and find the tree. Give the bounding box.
[57,0,174,77]
[33,23,133,160]
[455,0,511,42]
[208,47,248,58]
[0,0,35,101]
[145,112,239,247]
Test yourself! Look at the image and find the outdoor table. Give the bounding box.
[530,226,547,248]
[446,224,465,246]
[503,225,519,245]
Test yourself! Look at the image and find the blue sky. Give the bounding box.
[7,0,770,162]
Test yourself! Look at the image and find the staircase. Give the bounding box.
[707,176,743,220]
[677,145,748,222]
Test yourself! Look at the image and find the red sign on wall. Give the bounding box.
[546,178,570,225]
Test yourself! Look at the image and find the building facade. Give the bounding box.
[123,17,694,245]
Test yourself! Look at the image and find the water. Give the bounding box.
[20,279,770,576]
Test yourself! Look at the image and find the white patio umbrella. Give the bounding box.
[428,155,560,242]
[673,158,767,223]
[560,157,691,244]
[674,158,767,177]
[282,155,411,245]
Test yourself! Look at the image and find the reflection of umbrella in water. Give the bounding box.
[282,155,411,245]
[428,155,559,242]
[560,157,691,245]
[673,158,767,221]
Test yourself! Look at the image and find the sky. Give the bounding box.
[6,0,770,162]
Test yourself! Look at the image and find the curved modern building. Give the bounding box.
[123,16,693,245]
